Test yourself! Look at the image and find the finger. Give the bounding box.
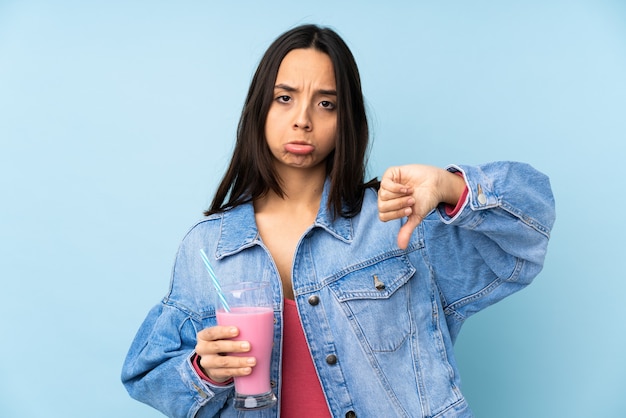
[202,352,257,371]
[196,326,251,358]
[197,325,238,343]
[197,338,253,357]
[381,166,405,185]
[379,178,412,200]
[378,188,411,204]
[378,196,415,218]
[396,215,421,249]
[205,353,256,370]
[379,205,413,222]
[200,354,256,381]
[206,365,253,381]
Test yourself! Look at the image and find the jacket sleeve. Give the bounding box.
[120,301,234,418]
[425,161,556,341]
[121,224,233,418]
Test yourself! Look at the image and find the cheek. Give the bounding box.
[264,112,280,142]
[323,121,338,146]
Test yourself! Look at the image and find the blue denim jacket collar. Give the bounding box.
[312,179,354,243]
[215,179,353,259]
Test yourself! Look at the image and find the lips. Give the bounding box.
[284,142,314,155]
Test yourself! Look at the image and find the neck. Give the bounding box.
[255,164,326,214]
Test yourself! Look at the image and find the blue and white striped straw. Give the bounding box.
[199,249,231,312]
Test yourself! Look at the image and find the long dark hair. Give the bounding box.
[205,24,377,218]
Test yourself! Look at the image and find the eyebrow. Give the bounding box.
[274,83,337,96]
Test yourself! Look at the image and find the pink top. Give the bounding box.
[281,298,332,416]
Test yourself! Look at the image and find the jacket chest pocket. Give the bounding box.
[327,255,416,352]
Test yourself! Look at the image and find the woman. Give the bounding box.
[122,24,555,417]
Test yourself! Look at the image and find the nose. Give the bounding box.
[293,103,312,131]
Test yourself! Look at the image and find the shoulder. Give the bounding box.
[173,214,227,259]
[182,214,222,238]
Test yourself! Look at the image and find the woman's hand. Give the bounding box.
[195,326,256,383]
[378,164,466,249]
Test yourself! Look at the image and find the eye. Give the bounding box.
[320,100,336,110]
[276,95,291,103]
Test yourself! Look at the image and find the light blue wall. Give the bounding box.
[1,1,624,417]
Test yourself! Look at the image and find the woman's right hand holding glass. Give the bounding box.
[195,326,256,383]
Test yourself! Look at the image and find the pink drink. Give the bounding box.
[216,307,274,395]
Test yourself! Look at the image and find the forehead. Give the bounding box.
[275,48,336,86]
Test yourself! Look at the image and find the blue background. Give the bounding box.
[1,1,625,417]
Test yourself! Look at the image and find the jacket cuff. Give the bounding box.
[443,171,469,217]
[191,352,234,386]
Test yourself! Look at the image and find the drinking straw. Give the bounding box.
[199,249,230,312]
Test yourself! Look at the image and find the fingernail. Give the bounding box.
[229,327,237,335]
[240,342,250,350]
[246,358,256,365]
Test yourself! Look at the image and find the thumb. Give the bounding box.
[396,214,421,249]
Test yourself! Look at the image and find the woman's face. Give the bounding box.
[265,48,337,173]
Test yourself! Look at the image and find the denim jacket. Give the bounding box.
[122,162,555,418]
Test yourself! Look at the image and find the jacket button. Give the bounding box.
[325,354,338,365]
[308,295,320,306]
[345,411,356,418]
[477,184,487,205]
